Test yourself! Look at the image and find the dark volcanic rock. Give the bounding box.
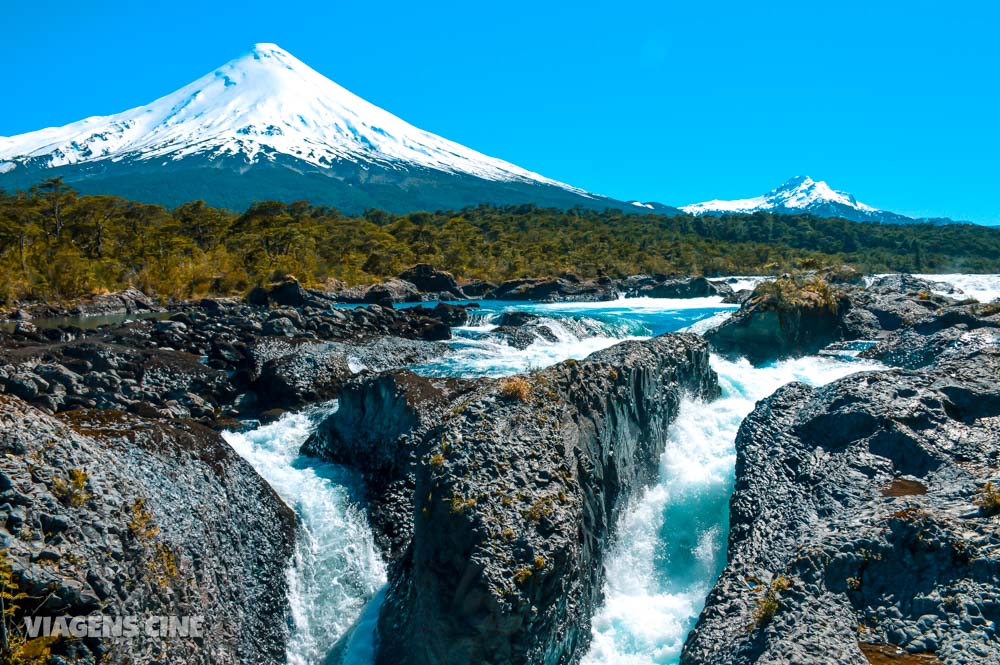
[246,278,337,309]
[705,273,966,365]
[363,279,423,306]
[847,275,957,334]
[254,341,354,410]
[68,288,160,317]
[399,264,463,297]
[249,336,452,413]
[407,302,470,327]
[0,396,295,665]
[495,311,540,327]
[0,294,457,426]
[860,306,1000,369]
[681,341,1000,665]
[624,275,733,299]
[458,279,498,298]
[303,370,479,558]
[705,276,851,364]
[489,276,616,302]
[307,333,719,665]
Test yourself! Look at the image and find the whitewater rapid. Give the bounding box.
[581,354,881,664]
[223,406,386,665]
[220,293,893,664]
[913,273,1000,303]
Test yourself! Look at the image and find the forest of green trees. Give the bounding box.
[1,178,998,303]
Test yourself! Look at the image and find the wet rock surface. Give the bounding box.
[622,274,734,299]
[0,282,463,426]
[306,333,720,665]
[0,395,295,665]
[705,273,978,365]
[860,306,1000,369]
[0,279,471,664]
[681,336,1000,665]
[399,264,465,299]
[488,275,618,302]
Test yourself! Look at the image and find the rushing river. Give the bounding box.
[221,276,1000,664]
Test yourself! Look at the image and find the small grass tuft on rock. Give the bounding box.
[747,575,792,632]
[499,376,532,402]
[52,468,91,508]
[975,481,1000,516]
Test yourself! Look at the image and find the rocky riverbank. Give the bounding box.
[705,269,995,364]
[321,264,736,304]
[686,274,1000,665]
[0,279,466,427]
[1,269,997,665]
[0,278,469,663]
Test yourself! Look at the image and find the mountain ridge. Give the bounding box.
[679,176,930,224]
[0,43,656,214]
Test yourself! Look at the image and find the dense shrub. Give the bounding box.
[2,178,998,303]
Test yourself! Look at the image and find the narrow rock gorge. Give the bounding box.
[305,333,720,665]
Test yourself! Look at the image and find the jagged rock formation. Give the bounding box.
[681,333,1000,665]
[705,273,966,364]
[398,264,465,299]
[705,275,852,363]
[0,396,295,664]
[0,286,462,424]
[860,306,1000,369]
[305,333,719,665]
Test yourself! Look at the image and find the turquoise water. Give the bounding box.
[227,296,880,665]
[412,297,736,377]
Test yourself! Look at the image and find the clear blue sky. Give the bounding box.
[4,0,998,223]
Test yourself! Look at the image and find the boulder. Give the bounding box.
[458,279,498,298]
[407,302,470,327]
[68,288,159,317]
[625,275,733,299]
[267,278,310,306]
[489,277,616,302]
[399,264,462,297]
[705,275,851,364]
[262,317,297,337]
[495,311,539,327]
[860,305,1000,369]
[253,342,354,411]
[364,279,422,306]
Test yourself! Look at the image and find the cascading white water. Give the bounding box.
[582,355,883,665]
[913,273,1000,303]
[215,292,901,664]
[222,406,387,665]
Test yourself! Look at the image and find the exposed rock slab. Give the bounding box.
[0,396,295,664]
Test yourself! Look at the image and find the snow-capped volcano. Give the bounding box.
[0,43,620,212]
[680,176,964,225]
[680,176,904,222]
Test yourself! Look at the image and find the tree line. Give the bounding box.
[1,178,998,303]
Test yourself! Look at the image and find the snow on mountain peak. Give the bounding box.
[0,43,583,193]
[680,176,879,216]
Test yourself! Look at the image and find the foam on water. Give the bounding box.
[416,298,733,378]
[216,289,899,663]
[582,354,883,665]
[222,406,386,665]
[913,273,1000,303]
